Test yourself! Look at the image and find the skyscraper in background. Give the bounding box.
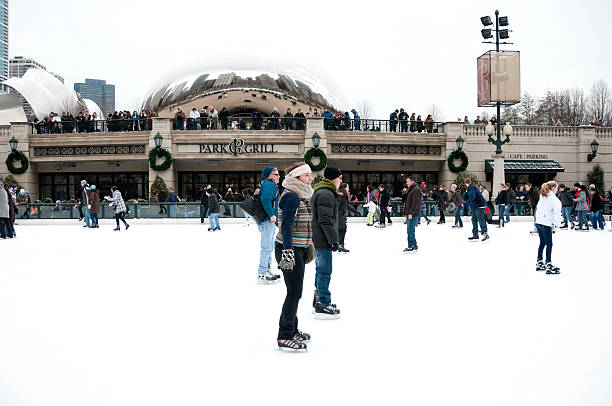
[74,78,115,116]
[0,0,9,93]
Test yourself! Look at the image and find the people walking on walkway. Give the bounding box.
[274,162,314,351]
[464,178,489,242]
[535,181,562,274]
[257,167,281,283]
[403,176,422,253]
[336,183,351,252]
[450,183,464,228]
[206,188,220,232]
[311,166,342,319]
[106,186,129,231]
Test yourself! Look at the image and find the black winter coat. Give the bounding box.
[336,194,348,230]
[495,189,508,205]
[557,190,573,207]
[379,188,390,207]
[311,182,339,248]
[403,184,422,216]
[436,190,449,210]
[590,193,603,212]
[208,194,220,213]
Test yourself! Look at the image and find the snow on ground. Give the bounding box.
[1,220,611,406]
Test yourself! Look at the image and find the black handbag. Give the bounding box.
[240,196,269,224]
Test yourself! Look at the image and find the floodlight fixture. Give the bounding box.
[499,29,510,39]
[481,16,492,26]
[481,29,493,39]
[499,16,509,26]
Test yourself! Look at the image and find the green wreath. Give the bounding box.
[5,150,29,174]
[447,150,469,173]
[304,147,327,171]
[149,147,173,171]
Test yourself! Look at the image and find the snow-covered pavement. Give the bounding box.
[1,221,611,406]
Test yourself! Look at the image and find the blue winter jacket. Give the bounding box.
[259,179,279,219]
[167,192,178,203]
[464,184,486,209]
[351,109,360,119]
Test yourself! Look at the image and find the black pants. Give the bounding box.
[380,207,391,225]
[0,218,14,238]
[439,208,445,223]
[200,205,208,223]
[339,228,347,245]
[115,212,128,228]
[275,244,307,340]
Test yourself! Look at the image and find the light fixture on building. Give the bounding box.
[481,16,493,26]
[312,132,321,148]
[154,132,163,149]
[503,123,513,136]
[455,135,465,151]
[485,123,495,136]
[588,139,599,161]
[481,29,493,39]
[9,136,18,152]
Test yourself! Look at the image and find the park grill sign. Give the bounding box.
[200,138,277,156]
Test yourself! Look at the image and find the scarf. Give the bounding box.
[282,176,313,199]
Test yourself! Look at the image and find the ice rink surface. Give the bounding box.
[1,220,611,406]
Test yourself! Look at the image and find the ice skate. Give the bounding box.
[338,244,350,253]
[545,263,560,274]
[536,260,546,271]
[314,302,341,319]
[293,330,311,343]
[277,338,307,352]
[482,233,490,242]
[258,271,280,284]
[468,234,479,241]
[403,247,418,254]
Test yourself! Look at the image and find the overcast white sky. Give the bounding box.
[9,0,612,120]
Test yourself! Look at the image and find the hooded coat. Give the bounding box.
[0,182,9,218]
[311,179,339,248]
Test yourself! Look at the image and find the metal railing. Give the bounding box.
[18,200,541,220]
[172,116,306,131]
[337,119,444,133]
[32,119,153,134]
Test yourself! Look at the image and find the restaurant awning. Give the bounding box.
[485,160,565,173]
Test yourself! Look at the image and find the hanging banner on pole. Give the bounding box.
[477,50,520,107]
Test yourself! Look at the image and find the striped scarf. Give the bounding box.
[275,191,312,248]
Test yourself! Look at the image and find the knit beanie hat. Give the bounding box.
[262,166,275,179]
[324,166,342,181]
[91,185,96,190]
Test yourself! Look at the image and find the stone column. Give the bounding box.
[491,153,506,200]
[6,122,39,201]
[576,125,596,183]
[305,118,326,177]
[149,118,176,195]
[442,122,465,188]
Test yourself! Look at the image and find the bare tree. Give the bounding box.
[427,104,444,121]
[356,99,372,118]
[588,79,611,125]
[128,97,145,114]
[518,92,539,125]
[502,105,520,124]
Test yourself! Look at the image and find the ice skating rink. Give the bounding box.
[1,221,611,406]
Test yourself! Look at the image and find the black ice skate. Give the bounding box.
[536,260,546,271]
[277,338,307,352]
[403,247,418,254]
[482,233,490,242]
[468,234,479,241]
[314,302,341,320]
[338,244,350,253]
[293,330,311,343]
[545,263,560,274]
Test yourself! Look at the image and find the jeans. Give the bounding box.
[90,213,98,226]
[400,121,408,132]
[577,210,588,228]
[454,206,463,227]
[275,245,307,339]
[169,204,176,218]
[314,248,333,306]
[83,205,91,227]
[471,207,487,235]
[406,215,419,248]
[535,223,553,262]
[115,212,128,228]
[505,203,512,222]
[0,218,14,238]
[590,210,605,229]
[200,205,208,223]
[498,204,506,227]
[257,221,276,275]
[420,208,430,223]
[208,213,219,229]
[561,206,572,225]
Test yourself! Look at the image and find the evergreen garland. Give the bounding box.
[5,150,29,174]
[304,147,327,171]
[149,147,173,171]
[447,150,469,173]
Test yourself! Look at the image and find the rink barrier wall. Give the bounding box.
[15,200,555,220]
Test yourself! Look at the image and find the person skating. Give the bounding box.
[311,166,343,319]
[336,183,351,253]
[464,178,489,241]
[450,184,464,228]
[0,181,14,239]
[573,183,589,231]
[557,184,573,229]
[377,184,391,228]
[535,181,562,274]
[200,186,209,224]
[589,186,605,230]
[403,176,422,253]
[106,186,130,231]
[436,185,449,224]
[419,182,431,225]
[364,199,377,226]
[257,167,281,284]
[505,183,516,223]
[206,188,221,232]
[79,180,92,228]
[274,162,314,351]
[495,183,508,227]
[89,185,100,228]
[525,183,540,234]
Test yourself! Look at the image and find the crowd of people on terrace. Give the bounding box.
[33,110,158,134]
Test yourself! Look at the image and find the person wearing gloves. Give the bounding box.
[274,162,314,351]
[311,166,343,319]
[257,166,281,284]
[105,186,130,231]
[535,181,562,274]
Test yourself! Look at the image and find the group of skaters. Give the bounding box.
[75,180,130,231]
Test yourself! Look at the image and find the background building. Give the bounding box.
[8,56,64,84]
[73,78,115,116]
[0,0,8,93]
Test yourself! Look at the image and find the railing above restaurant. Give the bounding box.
[32,119,152,135]
[463,124,579,138]
[172,116,306,131]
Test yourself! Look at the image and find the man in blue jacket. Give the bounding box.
[464,178,489,242]
[258,166,281,283]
